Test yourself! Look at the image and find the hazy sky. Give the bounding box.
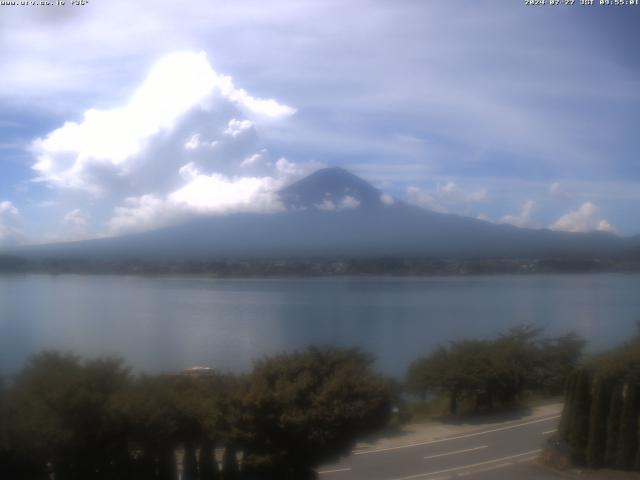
[1,0,639,245]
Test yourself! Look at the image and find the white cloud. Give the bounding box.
[314,195,361,212]
[439,181,487,204]
[550,202,615,233]
[0,201,24,246]
[218,80,296,118]
[224,119,254,138]
[63,209,89,229]
[315,198,337,211]
[274,157,318,180]
[184,134,218,151]
[26,50,305,239]
[380,193,395,205]
[30,51,295,195]
[406,182,487,213]
[406,186,443,212]
[500,200,536,228]
[169,170,283,215]
[107,195,175,236]
[107,168,285,236]
[3,0,639,201]
[62,209,91,240]
[240,151,267,168]
[339,195,360,210]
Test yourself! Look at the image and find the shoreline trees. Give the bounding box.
[0,347,390,480]
[406,326,584,416]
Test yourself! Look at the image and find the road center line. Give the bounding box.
[317,467,352,475]
[389,449,542,480]
[354,415,560,455]
[542,429,557,435]
[423,445,488,460]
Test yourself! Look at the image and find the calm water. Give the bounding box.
[1,273,639,377]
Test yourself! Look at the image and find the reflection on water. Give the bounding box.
[1,274,639,376]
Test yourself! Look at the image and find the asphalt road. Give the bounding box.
[317,414,563,480]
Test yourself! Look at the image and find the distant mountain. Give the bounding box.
[5,167,638,262]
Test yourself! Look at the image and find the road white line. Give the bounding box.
[318,467,352,475]
[388,449,541,480]
[354,415,560,455]
[542,429,557,435]
[423,445,488,460]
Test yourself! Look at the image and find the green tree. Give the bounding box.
[568,368,591,465]
[537,332,585,396]
[586,375,609,468]
[233,347,390,478]
[407,326,562,415]
[113,375,182,480]
[558,371,578,442]
[407,346,460,412]
[6,352,131,479]
[605,383,624,467]
[617,383,639,470]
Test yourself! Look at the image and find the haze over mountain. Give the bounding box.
[5,167,637,263]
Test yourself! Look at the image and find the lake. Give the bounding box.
[1,273,639,377]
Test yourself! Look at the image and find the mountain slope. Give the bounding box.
[6,167,636,261]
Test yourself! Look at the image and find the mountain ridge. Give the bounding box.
[2,167,637,263]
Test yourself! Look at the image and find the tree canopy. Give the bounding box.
[0,347,391,480]
[232,347,391,479]
[407,326,584,414]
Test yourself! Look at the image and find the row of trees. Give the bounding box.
[0,348,391,480]
[0,326,585,479]
[558,334,640,471]
[406,326,585,414]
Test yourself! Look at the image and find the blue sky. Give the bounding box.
[0,0,639,245]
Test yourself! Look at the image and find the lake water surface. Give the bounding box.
[1,273,639,377]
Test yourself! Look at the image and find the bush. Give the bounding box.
[232,347,391,478]
[407,326,584,415]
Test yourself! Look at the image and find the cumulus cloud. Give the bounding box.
[550,202,615,233]
[380,193,395,206]
[184,134,218,151]
[0,201,24,246]
[314,195,361,212]
[107,195,174,236]
[240,150,267,168]
[107,172,286,235]
[224,119,254,138]
[439,181,487,204]
[338,195,361,210]
[62,209,91,240]
[406,186,442,212]
[500,200,537,228]
[63,208,89,229]
[27,51,305,238]
[169,170,283,215]
[406,182,487,213]
[31,51,295,195]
